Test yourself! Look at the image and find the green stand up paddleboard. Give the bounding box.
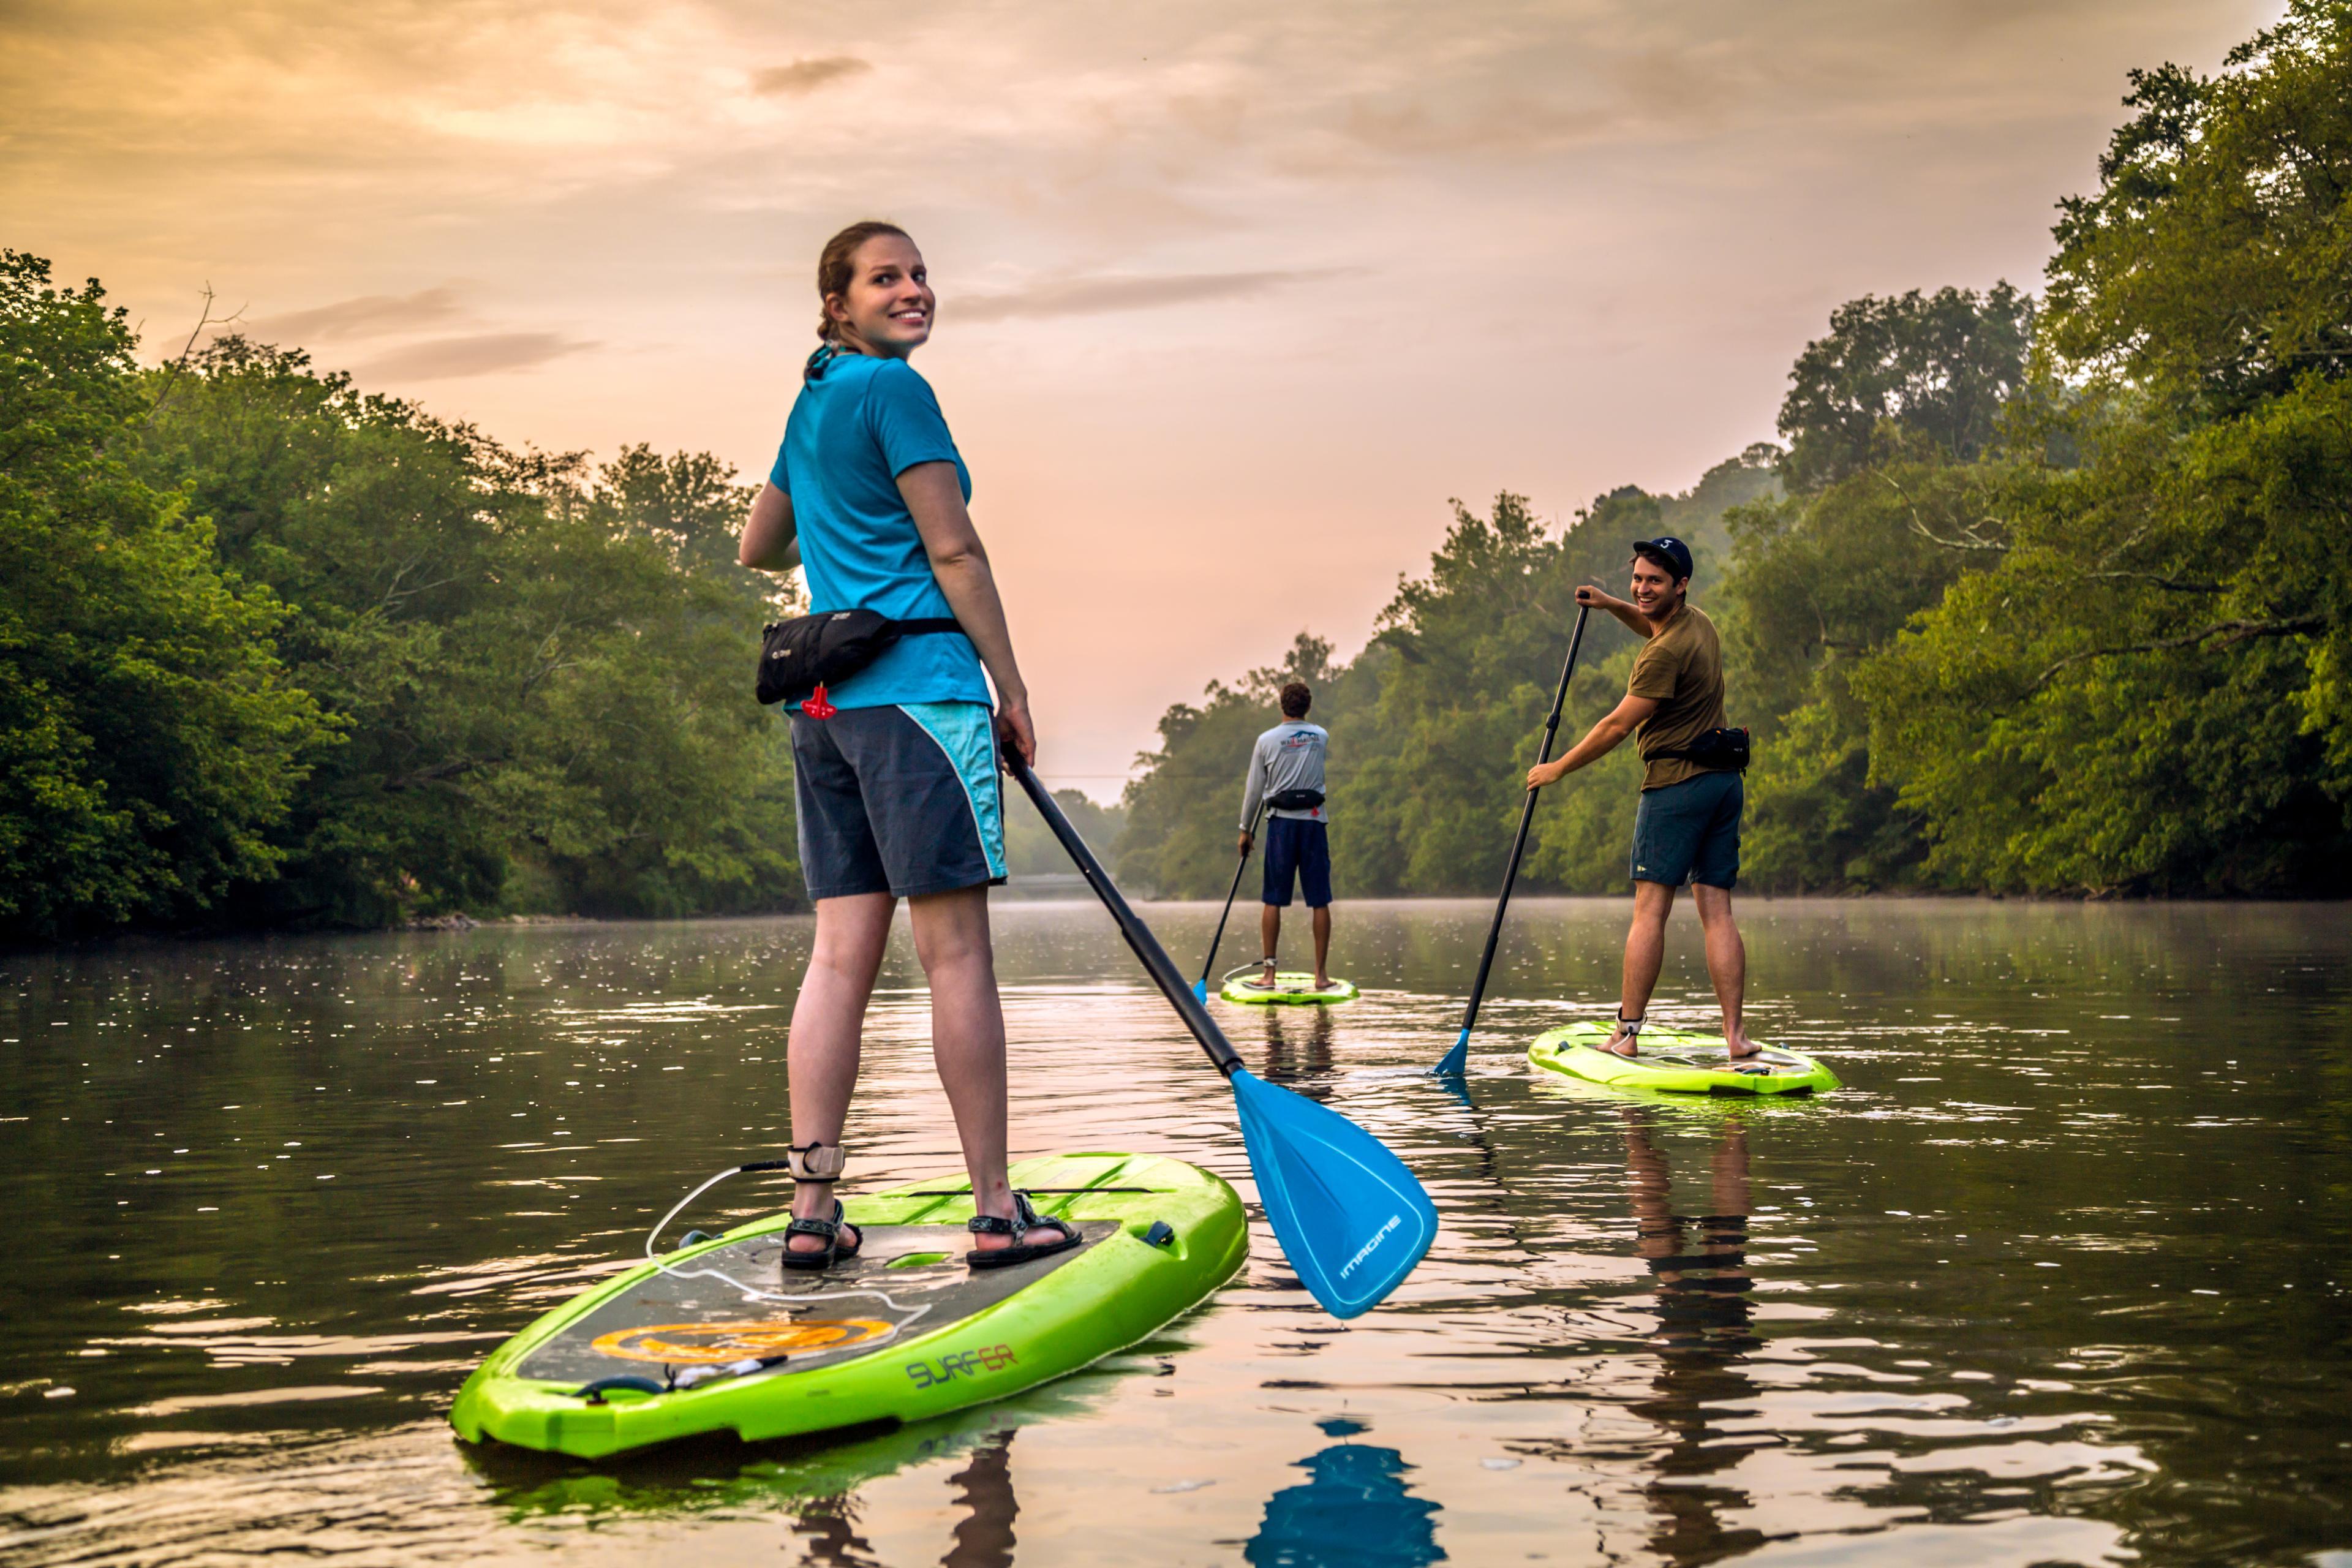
[451,1152,1246,1460]
[1528,1020,1838,1096]
[1220,969,1358,1006]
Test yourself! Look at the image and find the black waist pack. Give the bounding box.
[1267,788,1326,811]
[756,609,963,706]
[1654,726,1751,771]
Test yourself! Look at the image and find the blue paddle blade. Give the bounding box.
[1229,1067,1436,1319]
[1434,1028,1470,1078]
[1193,979,1209,1004]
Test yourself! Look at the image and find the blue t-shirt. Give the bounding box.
[769,353,990,710]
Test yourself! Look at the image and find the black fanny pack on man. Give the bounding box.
[1653,726,1751,772]
[756,609,964,707]
[1267,787,1327,812]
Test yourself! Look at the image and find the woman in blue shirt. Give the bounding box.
[739,221,1077,1272]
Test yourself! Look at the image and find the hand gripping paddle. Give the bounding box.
[1437,602,1591,1077]
[1013,760,1435,1318]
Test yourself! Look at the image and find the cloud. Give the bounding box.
[750,56,872,96]
[246,285,469,344]
[349,331,595,382]
[954,268,1356,322]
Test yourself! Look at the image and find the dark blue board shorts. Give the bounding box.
[1630,770,1743,890]
[1262,818,1332,909]
[791,702,1008,900]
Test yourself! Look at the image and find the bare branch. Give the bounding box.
[2027,614,2323,693]
[1873,470,2009,552]
[383,760,480,791]
[141,284,247,424]
[2076,570,2228,592]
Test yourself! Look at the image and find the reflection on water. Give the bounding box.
[1246,1417,1443,1567]
[1622,1110,1765,1565]
[2,898,2350,1566]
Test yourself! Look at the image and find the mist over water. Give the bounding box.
[3,899,2348,1566]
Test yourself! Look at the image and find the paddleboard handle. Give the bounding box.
[1012,760,1247,1079]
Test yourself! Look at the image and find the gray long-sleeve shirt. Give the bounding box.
[1240,722,1330,829]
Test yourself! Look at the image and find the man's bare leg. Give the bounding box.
[1310,905,1332,990]
[785,891,895,1253]
[1692,883,1757,1057]
[1259,903,1281,986]
[1609,880,1676,1055]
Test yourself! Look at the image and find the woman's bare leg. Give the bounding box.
[907,885,1023,1250]
[786,891,895,1250]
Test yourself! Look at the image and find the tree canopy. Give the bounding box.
[2,266,805,940]
[1120,0,2352,900]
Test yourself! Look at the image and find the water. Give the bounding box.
[3,898,2348,1566]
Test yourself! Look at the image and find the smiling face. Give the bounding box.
[1627,551,1687,619]
[825,233,933,358]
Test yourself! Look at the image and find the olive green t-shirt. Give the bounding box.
[1627,603,1727,791]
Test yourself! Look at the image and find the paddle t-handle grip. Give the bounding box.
[1012,761,1246,1077]
[1440,601,1591,1076]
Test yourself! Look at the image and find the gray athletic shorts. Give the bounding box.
[791,702,1008,900]
[1630,770,1743,890]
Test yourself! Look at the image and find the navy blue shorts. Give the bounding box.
[791,703,1007,900]
[1630,770,1743,889]
[1261,817,1332,909]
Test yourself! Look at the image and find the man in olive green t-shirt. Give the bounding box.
[1525,536,1757,1063]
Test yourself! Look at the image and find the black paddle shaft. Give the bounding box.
[1012,761,1246,1077]
[1197,805,1264,992]
[1458,603,1593,1036]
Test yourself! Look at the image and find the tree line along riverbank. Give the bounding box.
[1115,2,2351,902]
[5,3,2348,942]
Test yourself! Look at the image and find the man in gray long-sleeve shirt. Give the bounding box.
[1237,682,1333,989]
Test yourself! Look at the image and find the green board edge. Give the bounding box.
[1528,1021,1839,1097]
[1219,972,1359,1006]
[449,1151,1247,1461]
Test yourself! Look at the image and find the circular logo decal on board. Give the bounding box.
[592,1318,894,1364]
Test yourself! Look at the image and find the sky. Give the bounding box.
[3,0,2282,800]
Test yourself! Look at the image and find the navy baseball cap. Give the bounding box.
[1632,536,1694,581]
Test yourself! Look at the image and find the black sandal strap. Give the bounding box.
[966,1191,1079,1244]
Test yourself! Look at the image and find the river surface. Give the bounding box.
[3,897,2349,1567]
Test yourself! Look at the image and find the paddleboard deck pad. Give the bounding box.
[451,1152,1246,1460]
[1221,971,1359,1006]
[1528,1021,1838,1096]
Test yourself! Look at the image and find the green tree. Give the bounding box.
[0,253,324,940]
[1717,460,1990,888]
[1118,479,1768,902]
[1856,0,2352,892]
[2046,1,2352,418]
[1004,787,1125,876]
[128,337,802,924]
[1778,284,2035,492]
